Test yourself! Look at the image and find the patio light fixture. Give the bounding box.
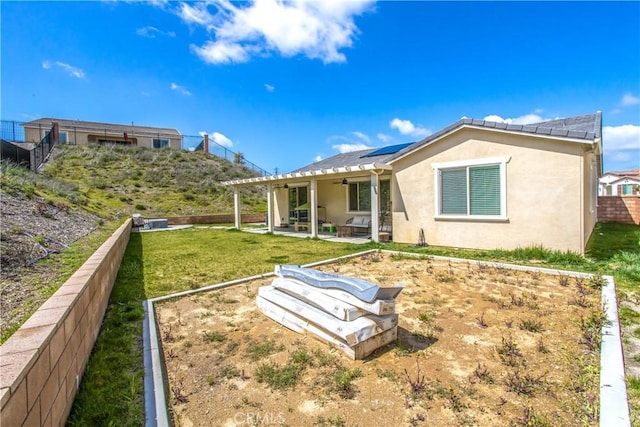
[342,178,348,186]
[284,183,289,189]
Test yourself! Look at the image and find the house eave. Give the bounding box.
[222,162,392,186]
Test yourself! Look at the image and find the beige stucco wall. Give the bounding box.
[24,127,181,150]
[271,175,392,229]
[391,127,593,254]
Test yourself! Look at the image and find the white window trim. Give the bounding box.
[432,156,510,222]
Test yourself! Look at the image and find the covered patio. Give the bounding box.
[223,160,394,243]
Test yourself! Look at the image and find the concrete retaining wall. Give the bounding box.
[598,196,640,225]
[0,219,132,426]
[166,213,266,225]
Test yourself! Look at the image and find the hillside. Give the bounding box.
[0,144,267,340]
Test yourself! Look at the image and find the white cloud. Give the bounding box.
[211,131,233,147]
[352,131,370,143]
[603,125,640,153]
[199,130,234,148]
[377,133,392,143]
[178,2,215,26]
[136,26,176,38]
[621,93,640,107]
[264,83,275,92]
[332,143,370,153]
[191,40,251,65]
[483,113,550,125]
[42,60,86,79]
[314,154,323,162]
[180,0,373,65]
[170,82,192,96]
[389,118,430,138]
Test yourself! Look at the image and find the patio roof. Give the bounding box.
[222,160,392,186]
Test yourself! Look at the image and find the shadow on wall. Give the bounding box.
[67,232,147,425]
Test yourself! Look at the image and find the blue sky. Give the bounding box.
[2,1,639,174]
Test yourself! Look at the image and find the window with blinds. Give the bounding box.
[440,164,501,216]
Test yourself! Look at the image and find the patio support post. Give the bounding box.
[266,184,274,233]
[310,178,318,238]
[233,186,241,229]
[370,173,380,242]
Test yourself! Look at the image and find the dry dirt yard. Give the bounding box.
[157,252,605,427]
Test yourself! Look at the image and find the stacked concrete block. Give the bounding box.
[256,265,403,360]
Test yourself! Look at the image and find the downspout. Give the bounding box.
[370,169,385,242]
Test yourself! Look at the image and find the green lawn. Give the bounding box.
[67,223,640,426]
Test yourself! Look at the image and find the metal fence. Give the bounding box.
[31,128,56,171]
[0,122,56,171]
[1,120,271,176]
[1,120,26,142]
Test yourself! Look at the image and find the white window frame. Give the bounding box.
[153,138,169,149]
[432,156,510,222]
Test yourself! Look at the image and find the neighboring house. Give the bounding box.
[22,118,182,150]
[599,169,640,196]
[224,112,602,255]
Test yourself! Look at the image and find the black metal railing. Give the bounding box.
[1,120,271,176]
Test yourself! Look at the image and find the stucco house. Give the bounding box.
[22,118,182,150]
[599,169,640,196]
[224,112,602,255]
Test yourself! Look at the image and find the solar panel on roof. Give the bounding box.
[360,142,412,158]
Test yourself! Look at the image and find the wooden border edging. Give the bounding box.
[0,219,132,426]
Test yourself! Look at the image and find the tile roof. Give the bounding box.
[22,117,181,136]
[387,112,602,164]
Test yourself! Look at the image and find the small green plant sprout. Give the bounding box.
[579,310,609,352]
[315,416,346,427]
[254,362,303,391]
[418,310,437,325]
[504,369,547,396]
[330,367,363,399]
[519,319,544,333]
[509,293,525,307]
[471,363,494,384]
[558,275,570,287]
[588,274,607,290]
[496,335,525,367]
[247,339,284,360]
[375,367,399,382]
[202,331,225,342]
[536,338,549,354]
[394,339,411,357]
[512,406,549,426]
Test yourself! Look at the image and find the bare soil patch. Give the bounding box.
[157,253,603,426]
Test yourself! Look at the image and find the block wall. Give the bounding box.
[166,213,266,225]
[0,220,132,426]
[598,196,640,225]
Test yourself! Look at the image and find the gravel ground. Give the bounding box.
[0,190,100,335]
